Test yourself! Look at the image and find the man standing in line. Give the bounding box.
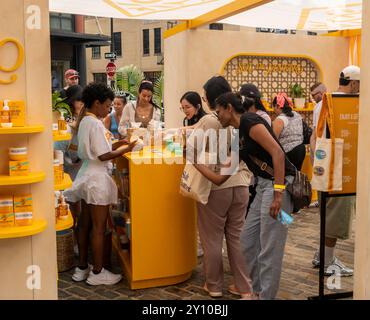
[311,65,360,276]
[60,69,80,98]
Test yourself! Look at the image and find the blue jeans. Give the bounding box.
[240,176,294,300]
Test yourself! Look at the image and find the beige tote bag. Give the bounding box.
[311,94,344,192]
[179,163,212,205]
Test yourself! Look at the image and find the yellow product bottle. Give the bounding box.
[14,195,33,226]
[58,113,67,135]
[54,150,64,180]
[0,196,14,227]
[53,159,63,184]
[54,191,60,223]
[9,147,28,161]
[57,193,69,220]
[0,100,12,128]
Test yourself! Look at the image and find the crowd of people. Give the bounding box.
[55,64,360,298]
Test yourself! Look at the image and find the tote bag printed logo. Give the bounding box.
[315,149,327,160]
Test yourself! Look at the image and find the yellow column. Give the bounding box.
[354,0,370,300]
[0,0,57,299]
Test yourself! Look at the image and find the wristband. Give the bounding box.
[274,188,284,193]
[274,184,286,190]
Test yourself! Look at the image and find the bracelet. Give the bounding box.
[274,184,286,190]
[274,188,284,193]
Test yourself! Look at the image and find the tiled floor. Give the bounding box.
[58,207,354,300]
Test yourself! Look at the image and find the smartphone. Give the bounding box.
[278,209,294,226]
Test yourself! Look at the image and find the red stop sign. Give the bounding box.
[106,62,116,77]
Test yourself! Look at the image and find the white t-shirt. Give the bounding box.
[256,110,272,126]
[77,115,112,161]
[312,100,323,129]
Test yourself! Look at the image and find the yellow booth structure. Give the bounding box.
[113,148,197,289]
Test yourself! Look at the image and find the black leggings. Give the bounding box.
[286,143,306,171]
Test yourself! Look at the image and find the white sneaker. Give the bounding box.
[324,257,353,277]
[86,268,122,286]
[197,246,204,257]
[312,251,320,268]
[72,264,92,282]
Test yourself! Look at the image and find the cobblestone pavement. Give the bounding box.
[58,207,354,300]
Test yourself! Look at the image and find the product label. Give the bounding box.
[9,161,30,176]
[15,212,32,220]
[0,212,14,226]
[9,101,25,127]
[14,195,33,213]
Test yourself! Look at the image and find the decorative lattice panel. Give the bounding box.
[223,55,320,102]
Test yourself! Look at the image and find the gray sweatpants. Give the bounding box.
[240,176,294,300]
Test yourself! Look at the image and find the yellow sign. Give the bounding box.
[0,38,24,85]
[331,95,359,194]
[237,62,303,75]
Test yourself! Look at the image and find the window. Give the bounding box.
[50,13,74,31]
[143,29,150,55]
[113,32,122,57]
[209,23,223,30]
[91,46,101,59]
[144,71,161,84]
[154,28,161,55]
[93,73,107,84]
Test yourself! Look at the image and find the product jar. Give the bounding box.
[9,147,28,161]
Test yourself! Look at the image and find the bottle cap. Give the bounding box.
[3,100,9,110]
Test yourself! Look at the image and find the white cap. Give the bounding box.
[340,65,360,81]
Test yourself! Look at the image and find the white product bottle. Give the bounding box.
[0,100,12,128]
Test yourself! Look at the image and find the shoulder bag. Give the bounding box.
[249,155,312,211]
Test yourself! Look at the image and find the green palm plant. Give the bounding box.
[116,64,144,100]
[52,91,72,117]
[153,73,164,121]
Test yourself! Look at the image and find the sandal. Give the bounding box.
[228,284,258,300]
[203,284,223,298]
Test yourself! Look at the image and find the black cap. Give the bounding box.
[240,84,261,98]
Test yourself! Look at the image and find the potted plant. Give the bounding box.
[52,91,72,121]
[290,83,305,109]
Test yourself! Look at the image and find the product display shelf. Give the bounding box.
[0,219,48,239]
[0,125,44,134]
[53,132,72,142]
[54,174,72,191]
[0,172,46,186]
[112,151,197,289]
[55,210,73,232]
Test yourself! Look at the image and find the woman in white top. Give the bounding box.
[272,92,305,171]
[64,83,136,286]
[118,80,162,138]
[240,83,271,126]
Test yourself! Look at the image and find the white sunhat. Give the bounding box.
[340,65,360,81]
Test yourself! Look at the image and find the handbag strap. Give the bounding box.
[249,155,274,177]
[249,154,299,179]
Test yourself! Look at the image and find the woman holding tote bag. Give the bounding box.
[194,92,295,300]
[190,76,253,299]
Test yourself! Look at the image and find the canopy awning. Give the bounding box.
[220,0,362,31]
[49,0,363,31]
[49,0,233,20]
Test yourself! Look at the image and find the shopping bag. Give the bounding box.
[311,94,344,192]
[311,137,344,191]
[179,163,212,205]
